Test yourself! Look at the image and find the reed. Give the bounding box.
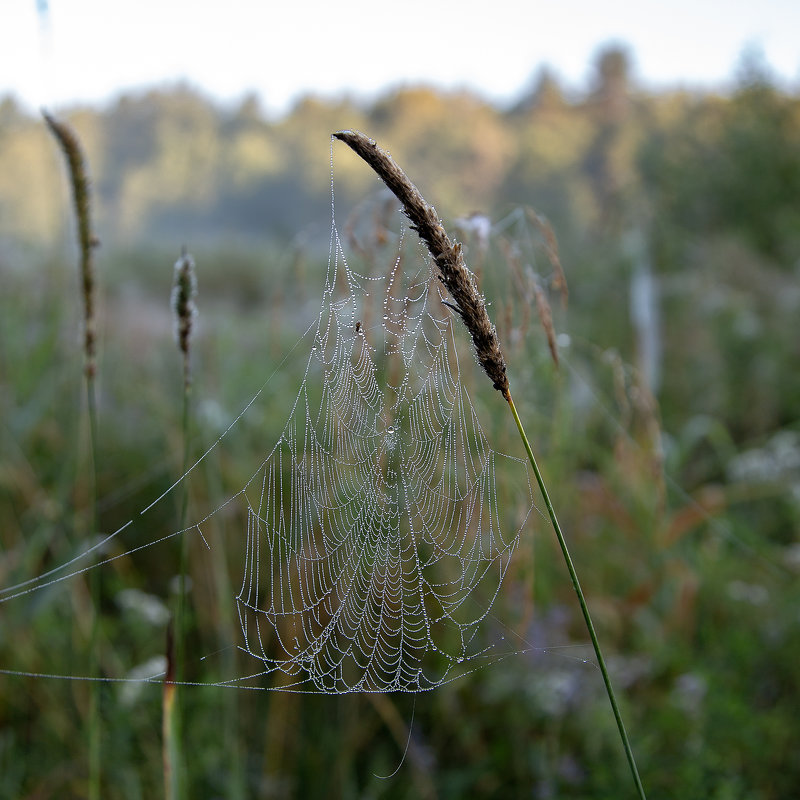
[333,129,647,799]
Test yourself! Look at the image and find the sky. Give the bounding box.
[1,0,799,115]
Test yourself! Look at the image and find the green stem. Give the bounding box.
[177,373,190,683]
[166,366,191,800]
[86,373,101,800]
[506,393,646,800]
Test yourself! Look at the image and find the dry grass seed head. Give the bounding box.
[333,130,509,397]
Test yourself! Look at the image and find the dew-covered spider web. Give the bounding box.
[229,209,535,692]
[1,160,537,695]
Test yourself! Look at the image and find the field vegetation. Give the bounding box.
[1,47,799,798]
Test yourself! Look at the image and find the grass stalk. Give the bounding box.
[333,129,646,799]
[43,110,102,800]
[506,395,646,799]
[164,249,198,800]
[163,623,179,800]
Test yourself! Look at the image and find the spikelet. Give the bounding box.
[333,130,509,398]
[43,110,98,379]
[171,249,198,389]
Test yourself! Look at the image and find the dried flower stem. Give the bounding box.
[334,130,646,799]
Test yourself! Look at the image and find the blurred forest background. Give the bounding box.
[2,45,800,798]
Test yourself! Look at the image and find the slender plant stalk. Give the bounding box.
[333,130,647,799]
[86,391,100,800]
[43,110,102,800]
[506,396,646,799]
[172,249,197,682]
[163,623,179,800]
[164,249,198,800]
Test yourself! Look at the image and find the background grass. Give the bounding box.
[2,227,799,798]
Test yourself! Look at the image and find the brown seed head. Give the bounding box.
[171,249,197,388]
[43,110,98,379]
[332,130,509,397]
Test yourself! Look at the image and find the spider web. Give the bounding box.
[227,208,534,693]
[0,176,536,695]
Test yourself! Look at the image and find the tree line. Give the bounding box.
[1,46,797,270]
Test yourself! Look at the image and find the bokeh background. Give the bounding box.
[1,1,800,797]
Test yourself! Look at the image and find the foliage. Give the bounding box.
[0,51,795,257]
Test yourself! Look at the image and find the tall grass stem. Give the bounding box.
[43,110,102,800]
[86,387,100,800]
[507,395,646,799]
[164,248,197,799]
